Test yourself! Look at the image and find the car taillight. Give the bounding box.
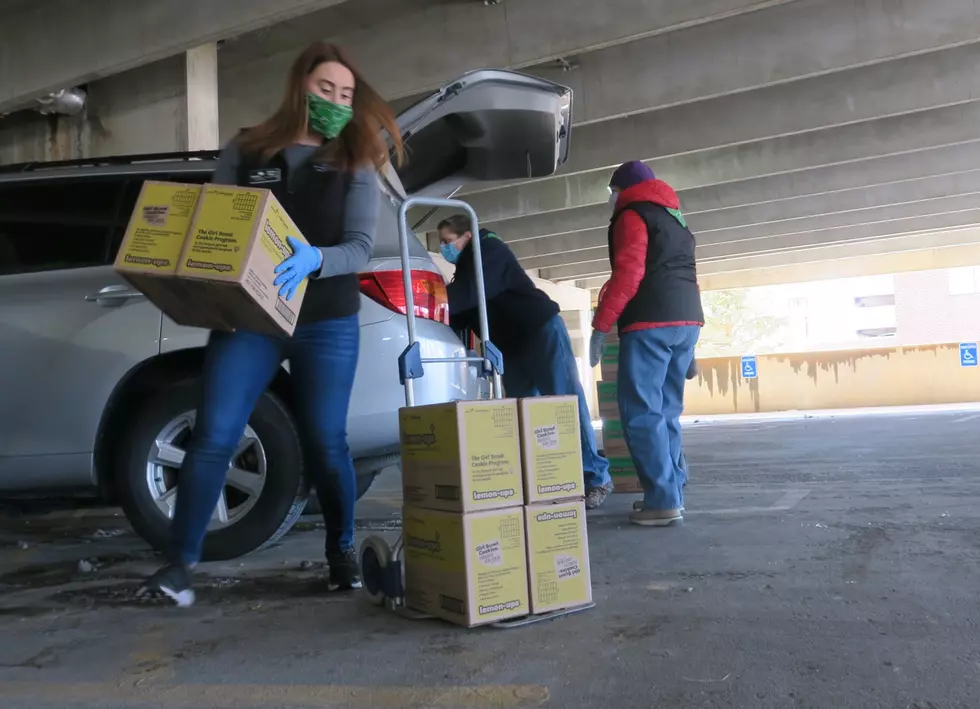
[359,269,450,325]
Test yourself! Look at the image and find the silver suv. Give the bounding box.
[0,70,572,560]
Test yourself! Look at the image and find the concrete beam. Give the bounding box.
[485,144,980,242]
[459,102,980,223]
[698,239,980,291]
[699,204,980,261]
[488,143,980,241]
[572,228,980,291]
[697,190,980,247]
[521,241,607,271]
[542,207,980,281]
[540,42,980,181]
[510,169,980,266]
[221,0,980,136]
[702,228,980,277]
[451,42,980,223]
[0,0,347,114]
[217,0,793,134]
[525,0,980,126]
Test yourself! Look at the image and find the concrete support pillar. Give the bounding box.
[0,44,220,165]
[184,43,220,151]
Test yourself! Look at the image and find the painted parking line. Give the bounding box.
[952,413,980,424]
[0,682,550,708]
[693,488,810,516]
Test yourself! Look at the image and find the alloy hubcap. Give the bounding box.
[145,411,268,530]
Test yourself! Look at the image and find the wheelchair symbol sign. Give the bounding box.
[960,342,978,367]
[741,355,758,379]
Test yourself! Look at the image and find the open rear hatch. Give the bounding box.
[388,69,572,200]
[361,70,572,325]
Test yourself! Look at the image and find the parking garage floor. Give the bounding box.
[2,409,980,709]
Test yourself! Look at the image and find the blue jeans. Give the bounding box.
[502,314,611,489]
[618,325,700,511]
[171,315,360,566]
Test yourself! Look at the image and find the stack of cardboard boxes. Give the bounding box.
[113,181,310,336]
[399,396,593,627]
[597,329,642,493]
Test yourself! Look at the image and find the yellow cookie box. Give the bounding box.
[114,181,310,336]
[518,395,585,503]
[399,399,524,513]
[524,500,592,614]
[403,506,530,627]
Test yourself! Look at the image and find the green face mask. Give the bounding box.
[307,92,353,139]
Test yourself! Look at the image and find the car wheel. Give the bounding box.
[115,381,308,561]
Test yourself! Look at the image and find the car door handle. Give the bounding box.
[85,285,145,307]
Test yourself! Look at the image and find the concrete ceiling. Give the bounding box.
[7,0,980,292]
[386,0,980,292]
[0,0,349,113]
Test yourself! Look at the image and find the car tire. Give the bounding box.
[115,380,308,561]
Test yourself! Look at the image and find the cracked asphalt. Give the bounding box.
[2,409,980,708]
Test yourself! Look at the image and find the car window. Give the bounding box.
[0,176,126,276]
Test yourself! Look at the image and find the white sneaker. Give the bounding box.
[633,500,684,512]
[629,508,684,527]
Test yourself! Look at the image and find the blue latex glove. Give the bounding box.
[273,236,323,301]
[589,329,606,368]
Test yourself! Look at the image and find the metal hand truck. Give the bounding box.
[358,197,594,628]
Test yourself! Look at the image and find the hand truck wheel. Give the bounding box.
[360,536,397,606]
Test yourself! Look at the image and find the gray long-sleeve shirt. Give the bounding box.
[212,141,379,279]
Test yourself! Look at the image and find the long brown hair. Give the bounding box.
[236,42,405,171]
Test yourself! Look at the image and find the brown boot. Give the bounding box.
[629,507,683,527]
[585,483,614,510]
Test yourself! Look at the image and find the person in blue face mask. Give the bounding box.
[438,215,614,509]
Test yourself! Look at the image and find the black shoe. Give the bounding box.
[327,548,363,591]
[137,562,195,607]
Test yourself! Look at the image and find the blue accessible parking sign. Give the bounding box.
[741,355,758,379]
[960,342,978,368]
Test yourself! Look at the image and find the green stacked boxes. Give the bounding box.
[596,381,619,420]
[598,330,641,493]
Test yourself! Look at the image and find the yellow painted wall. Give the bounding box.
[686,343,980,414]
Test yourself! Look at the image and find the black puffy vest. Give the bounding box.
[237,150,358,324]
[607,201,704,329]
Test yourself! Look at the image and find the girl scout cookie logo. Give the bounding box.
[476,540,502,567]
[141,205,169,227]
[554,554,582,580]
[533,424,559,450]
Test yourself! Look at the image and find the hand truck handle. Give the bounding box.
[396,197,503,406]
